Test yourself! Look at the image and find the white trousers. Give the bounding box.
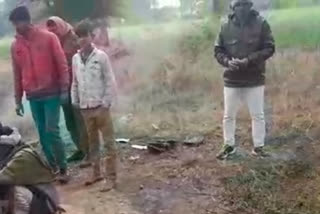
[223,86,265,148]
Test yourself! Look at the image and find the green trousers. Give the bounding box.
[62,101,88,154]
[29,96,67,170]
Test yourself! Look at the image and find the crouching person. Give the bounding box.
[71,21,118,192]
[0,123,63,214]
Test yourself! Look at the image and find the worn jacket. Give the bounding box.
[214,10,275,87]
[11,26,69,103]
[71,47,115,109]
[47,16,79,84]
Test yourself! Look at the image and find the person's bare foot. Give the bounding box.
[84,176,104,186]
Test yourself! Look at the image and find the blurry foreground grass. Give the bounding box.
[0,37,11,60]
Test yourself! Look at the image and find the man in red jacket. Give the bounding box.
[9,6,70,183]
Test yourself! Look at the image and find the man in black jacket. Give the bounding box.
[215,0,275,159]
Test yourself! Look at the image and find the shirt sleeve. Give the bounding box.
[100,52,115,107]
[11,43,23,105]
[214,25,231,68]
[71,55,80,106]
[247,20,275,64]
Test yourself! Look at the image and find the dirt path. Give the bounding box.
[57,135,236,214]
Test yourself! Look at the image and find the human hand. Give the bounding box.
[228,59,240,71]
[232,58,249,68]
[15,103,24,117]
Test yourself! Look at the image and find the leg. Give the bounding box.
[244,86,266,148]
[81,110,102,185]
[62,102,85,162]
[96,108,117,191]
[43,96,67,171]
[74,107,89,157]
[14,186,33,214]
[29,100,56,168]
[223,87,242,147]
[62,102,80,150]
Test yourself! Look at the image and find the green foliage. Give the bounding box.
[224,159,316,214]
[179,17,218,60]
[46,0,128,21]
[0,38,11,60]
[269,7,320,48]
[271,0,299,9]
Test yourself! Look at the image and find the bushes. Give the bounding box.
[178,17,218,61]
[177,6,320,53]
[271,0,299,9]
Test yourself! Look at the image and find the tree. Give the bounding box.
[29,0,127,21]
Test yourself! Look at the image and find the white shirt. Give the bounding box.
[71,47,115,109]
[0,128,22,145]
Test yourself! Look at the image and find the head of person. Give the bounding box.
[46,16,72,38]
[231,0,253,21]
[9,6,32,35]
[75,20,94,50]
[0,122,13,136]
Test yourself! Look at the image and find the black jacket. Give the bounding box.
[214,10,275,87]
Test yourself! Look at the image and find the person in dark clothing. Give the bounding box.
[215,0,275,160]
[47,16,89,163]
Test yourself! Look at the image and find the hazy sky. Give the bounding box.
[157,0,181,8]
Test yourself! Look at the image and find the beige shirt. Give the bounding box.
[71,47,115,109]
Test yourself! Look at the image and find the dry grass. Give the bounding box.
[1,16,320,213]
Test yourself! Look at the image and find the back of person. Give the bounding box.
[0,123,60,214]
[47,16,79,71]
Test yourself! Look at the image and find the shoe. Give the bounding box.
[252,147,269,158]
[84,176,104,186]
[67,151,85,163]
[57,169,71,185]
[216,145,236,160]
[79,161,92,169]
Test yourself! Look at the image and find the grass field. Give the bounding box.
[270,6,320,48]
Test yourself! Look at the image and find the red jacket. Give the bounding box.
[11,26,69,103]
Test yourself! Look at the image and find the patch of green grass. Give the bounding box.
[269,7,320,49]
[0,37,12,60]
[224,158,317,214]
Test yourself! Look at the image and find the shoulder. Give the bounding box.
[72,52,81,61]
[219,15,233,33]
[95,48,110,61]
[256,15,267,24]
[251,11,269,26]
[220,16,230,28]
[38,28,59,41]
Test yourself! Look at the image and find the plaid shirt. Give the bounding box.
[71,47,114,109]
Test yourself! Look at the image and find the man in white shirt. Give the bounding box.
[71,21,117,192]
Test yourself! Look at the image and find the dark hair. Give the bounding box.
[75,20,94,38]
[0,122,13,136]
[9,6,31,23]
[46,19,56,27]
